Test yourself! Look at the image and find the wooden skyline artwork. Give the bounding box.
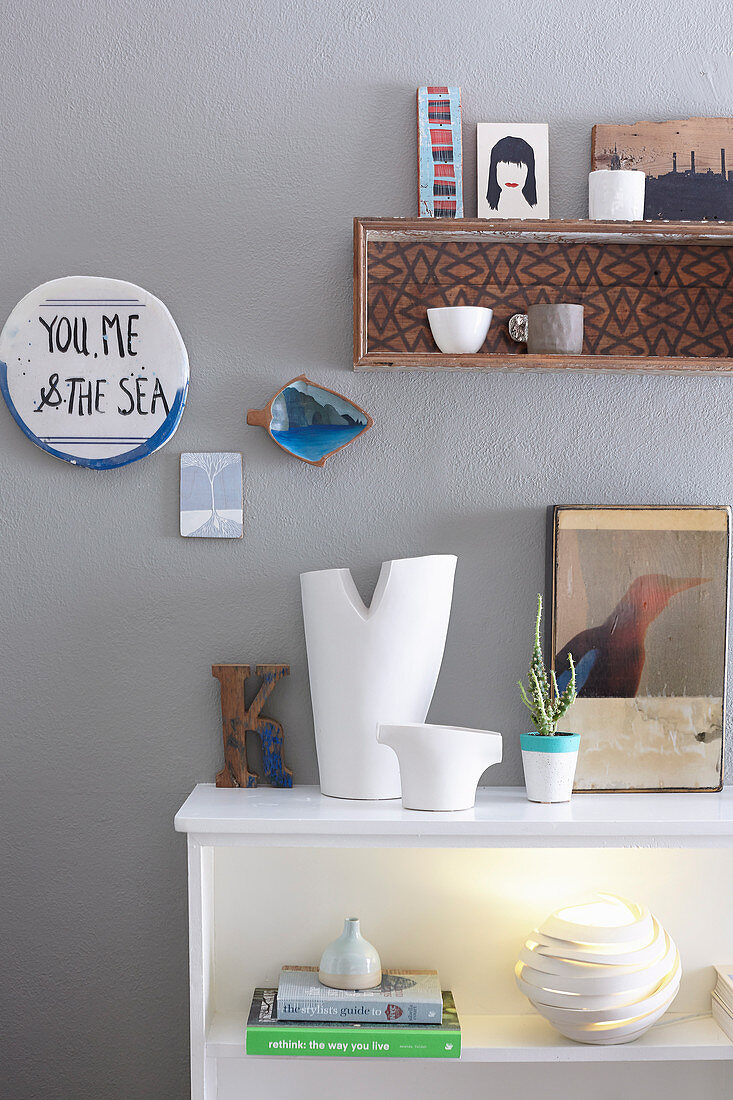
[592,117,733,221]
[417,86,463,218]
[212,664,292,789]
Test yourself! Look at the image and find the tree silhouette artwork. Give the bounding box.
[180,452,242,538]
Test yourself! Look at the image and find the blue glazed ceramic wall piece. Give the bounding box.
[247,375,372,467]
[0,275,188,469]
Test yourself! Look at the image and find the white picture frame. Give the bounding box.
[477,123,550,219]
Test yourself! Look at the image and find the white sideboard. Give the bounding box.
[175,784,733,1099]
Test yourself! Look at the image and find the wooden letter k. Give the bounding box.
[212,664,292,789]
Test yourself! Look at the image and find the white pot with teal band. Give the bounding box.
[521,733,580,803]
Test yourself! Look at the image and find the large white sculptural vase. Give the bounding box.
[300,555,457,800]
[516,893,681,1044]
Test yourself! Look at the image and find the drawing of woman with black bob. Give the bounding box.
[486,135,538,217]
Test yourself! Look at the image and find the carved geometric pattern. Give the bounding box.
[366,240,733,357]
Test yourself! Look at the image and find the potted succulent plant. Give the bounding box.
[518,595,578,803]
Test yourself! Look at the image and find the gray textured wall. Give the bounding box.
[3,0,733,1096]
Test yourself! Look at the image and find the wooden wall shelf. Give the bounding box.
[353,218,733,372]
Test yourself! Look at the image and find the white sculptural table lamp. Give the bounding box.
[516,893,681,1044]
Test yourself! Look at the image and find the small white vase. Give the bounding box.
[588,170,646,220]
[521,733,580,803]
[318,918,382,990]
[301,555,457,800]
[378,723,503,810]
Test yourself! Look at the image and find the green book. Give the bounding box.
[246,988,461,1058]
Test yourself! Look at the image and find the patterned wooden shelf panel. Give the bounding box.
[353,218,733,372]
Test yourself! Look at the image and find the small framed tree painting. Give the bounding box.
[180,453,243,538]
[477,123,550,219]
[552,506,729,792]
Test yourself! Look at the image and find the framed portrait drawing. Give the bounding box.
[552,506,729,792]
[477,123,549,219]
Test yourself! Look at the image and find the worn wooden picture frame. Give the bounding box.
[551,505,729,792]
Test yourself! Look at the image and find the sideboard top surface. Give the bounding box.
[175,783,733,847]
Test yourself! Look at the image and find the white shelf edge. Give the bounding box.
[459,1011,733,1062]
[175,784,733,849]
[205,1010,733,1063]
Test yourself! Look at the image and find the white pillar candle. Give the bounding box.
[588,169,646,220]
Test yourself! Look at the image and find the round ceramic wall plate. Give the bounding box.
[0,276,189,469]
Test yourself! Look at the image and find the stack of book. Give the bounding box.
[712,965,733,1040]
[245,966,461,1058]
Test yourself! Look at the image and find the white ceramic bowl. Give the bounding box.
[377,723,502,810]
[427,306,493,354]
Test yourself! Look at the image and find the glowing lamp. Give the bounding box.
[516,893,681,1044]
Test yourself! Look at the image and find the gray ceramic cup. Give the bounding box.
[509,304,584,354]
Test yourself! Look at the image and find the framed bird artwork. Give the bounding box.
[551,505,730,792]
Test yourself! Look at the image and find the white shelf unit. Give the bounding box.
[175,784,733,1098]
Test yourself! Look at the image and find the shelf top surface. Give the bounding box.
[175,784,733,845]
[356,216,733,242]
